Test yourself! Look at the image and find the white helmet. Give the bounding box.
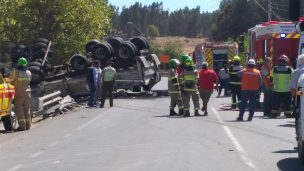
[297,54,304,67]
[247,59,256,65]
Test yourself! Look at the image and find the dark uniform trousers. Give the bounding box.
[230,84,241,108]
[272,91,292,116]
[100,81,114,107]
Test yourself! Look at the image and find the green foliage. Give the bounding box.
[148,25,160,39]
[150,40,184,59]
[0,0,112,64]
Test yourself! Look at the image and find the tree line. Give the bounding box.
[111,0,303,40]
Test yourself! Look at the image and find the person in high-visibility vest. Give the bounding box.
[0,67,15,133]
[12,57,32,131]
[228,56,243,109]
[100,61,117,108]
[271,55,293,118]
[180,58,201,117]
[168,59,184,116]
[237,59,262,121]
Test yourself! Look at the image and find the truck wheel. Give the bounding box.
[92,42,114,62]
[34,38,49,44]
[28,66,43,84]
[107,37,124,56]
[10,113,17,130]
[299,139,304,162]
[130,36,149,51]
[85,39,100,53]
[28,61,43,68]
[70,55,89,73]
[118,41,137,60]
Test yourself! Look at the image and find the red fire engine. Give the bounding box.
[248,21,300,67]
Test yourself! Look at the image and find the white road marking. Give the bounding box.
[6,164,24,171]
[29,151,44,159]
[76,110,108,131]
[211,106,257,170]
[48,141,60,147]
[63,133,72,138]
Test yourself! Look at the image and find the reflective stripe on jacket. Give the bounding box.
[229,65,243,85]
[168,68,180,94]
[180,68,198,92]
[0,76,15,116]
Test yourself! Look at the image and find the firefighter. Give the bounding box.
[100,61,116,108]
[260,57,272,117]
[228,56,243,109]
[168,59,184,116]
[237,59,262,121]
[12,57,32,131]
[180,58,201,117]
[271,55,293,118]
[0,67,15,133]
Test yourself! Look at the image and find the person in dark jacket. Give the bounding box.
[87,60,101,107]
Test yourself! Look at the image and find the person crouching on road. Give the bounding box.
[100,61,116,108]
[12,57,32,131]
[0,67,15,133]
[199,62,219,115]
[180,58,201,117]
[237,59,262,121]
[168,59,184,116]
[87,60,101,107]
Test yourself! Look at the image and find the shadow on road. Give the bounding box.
[277,158,304,171]
[278,124,295,128]
[273,149,297,153]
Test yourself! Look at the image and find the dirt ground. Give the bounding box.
[151,36,205,54]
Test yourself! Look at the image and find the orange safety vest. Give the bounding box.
[0,75,15,117]
[240,68,260,91]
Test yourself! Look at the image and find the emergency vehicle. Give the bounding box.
[248,21,300,67]
[194,42,238,72]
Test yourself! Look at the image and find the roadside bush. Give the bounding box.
[150,40,184,59]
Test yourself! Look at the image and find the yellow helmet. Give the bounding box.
[233,56,240,62]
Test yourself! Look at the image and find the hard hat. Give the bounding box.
[233,56,240,62]
[247,59,256,65]
[17,57,28,66]
[180,54,191,65]
[184,58,193,67]
[202,62,208,68]
[279,54,289,63]
[297,54,304,66]
[168,59,180,68]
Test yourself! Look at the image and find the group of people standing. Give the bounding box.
[168,54,219,117]
[86,60,117,108]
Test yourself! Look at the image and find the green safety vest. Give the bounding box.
[180,68,198,92]
[103,67,116,82]
[271,65,293,92]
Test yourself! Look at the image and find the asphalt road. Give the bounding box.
[0,79,304,171]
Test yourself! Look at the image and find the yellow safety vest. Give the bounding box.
[0,75,15,117]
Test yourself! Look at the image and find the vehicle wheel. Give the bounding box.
[130,36,149,51]
[28,65,43,84]
[107,37,124,56]
[34,38,49,44]
[133,86,141,92]
[32,42,48,52]
[85,39,100,53]
[28,61,43,68]
[44,72,68,81]
[70,55,89,73]
[118,41,137,59]
[10,113,18,130]
[92,42,114,62]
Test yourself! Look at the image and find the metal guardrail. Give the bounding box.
[32,91,62,117]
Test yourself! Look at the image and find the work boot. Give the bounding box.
[184,111,190,117]
[194,110,200,116]
[178,109,184,116]
[204,111,208,116]
[170,109,178,116]
[236,117,243,121]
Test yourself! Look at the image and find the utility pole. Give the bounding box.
[268,0,272,21]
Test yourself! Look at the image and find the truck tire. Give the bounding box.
[44,72,68,82]
[92,42,114,62]
[130,36,149,51]
[32,42,48,52]
[118,41,138,60]
[107,37,124,56]
[85,39,100,53]
[70,55,89,73]
[34,38,49,44]
[28,66,43,84]
[28,61,43,68]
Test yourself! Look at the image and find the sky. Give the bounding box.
[108,0,221,12]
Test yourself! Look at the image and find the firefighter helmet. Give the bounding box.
[180,54,191,65]
[168,59,180,68]
[184,58,193,67]
[233,56,240,62]
[17,57,28,66]
[279,54,289,64]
